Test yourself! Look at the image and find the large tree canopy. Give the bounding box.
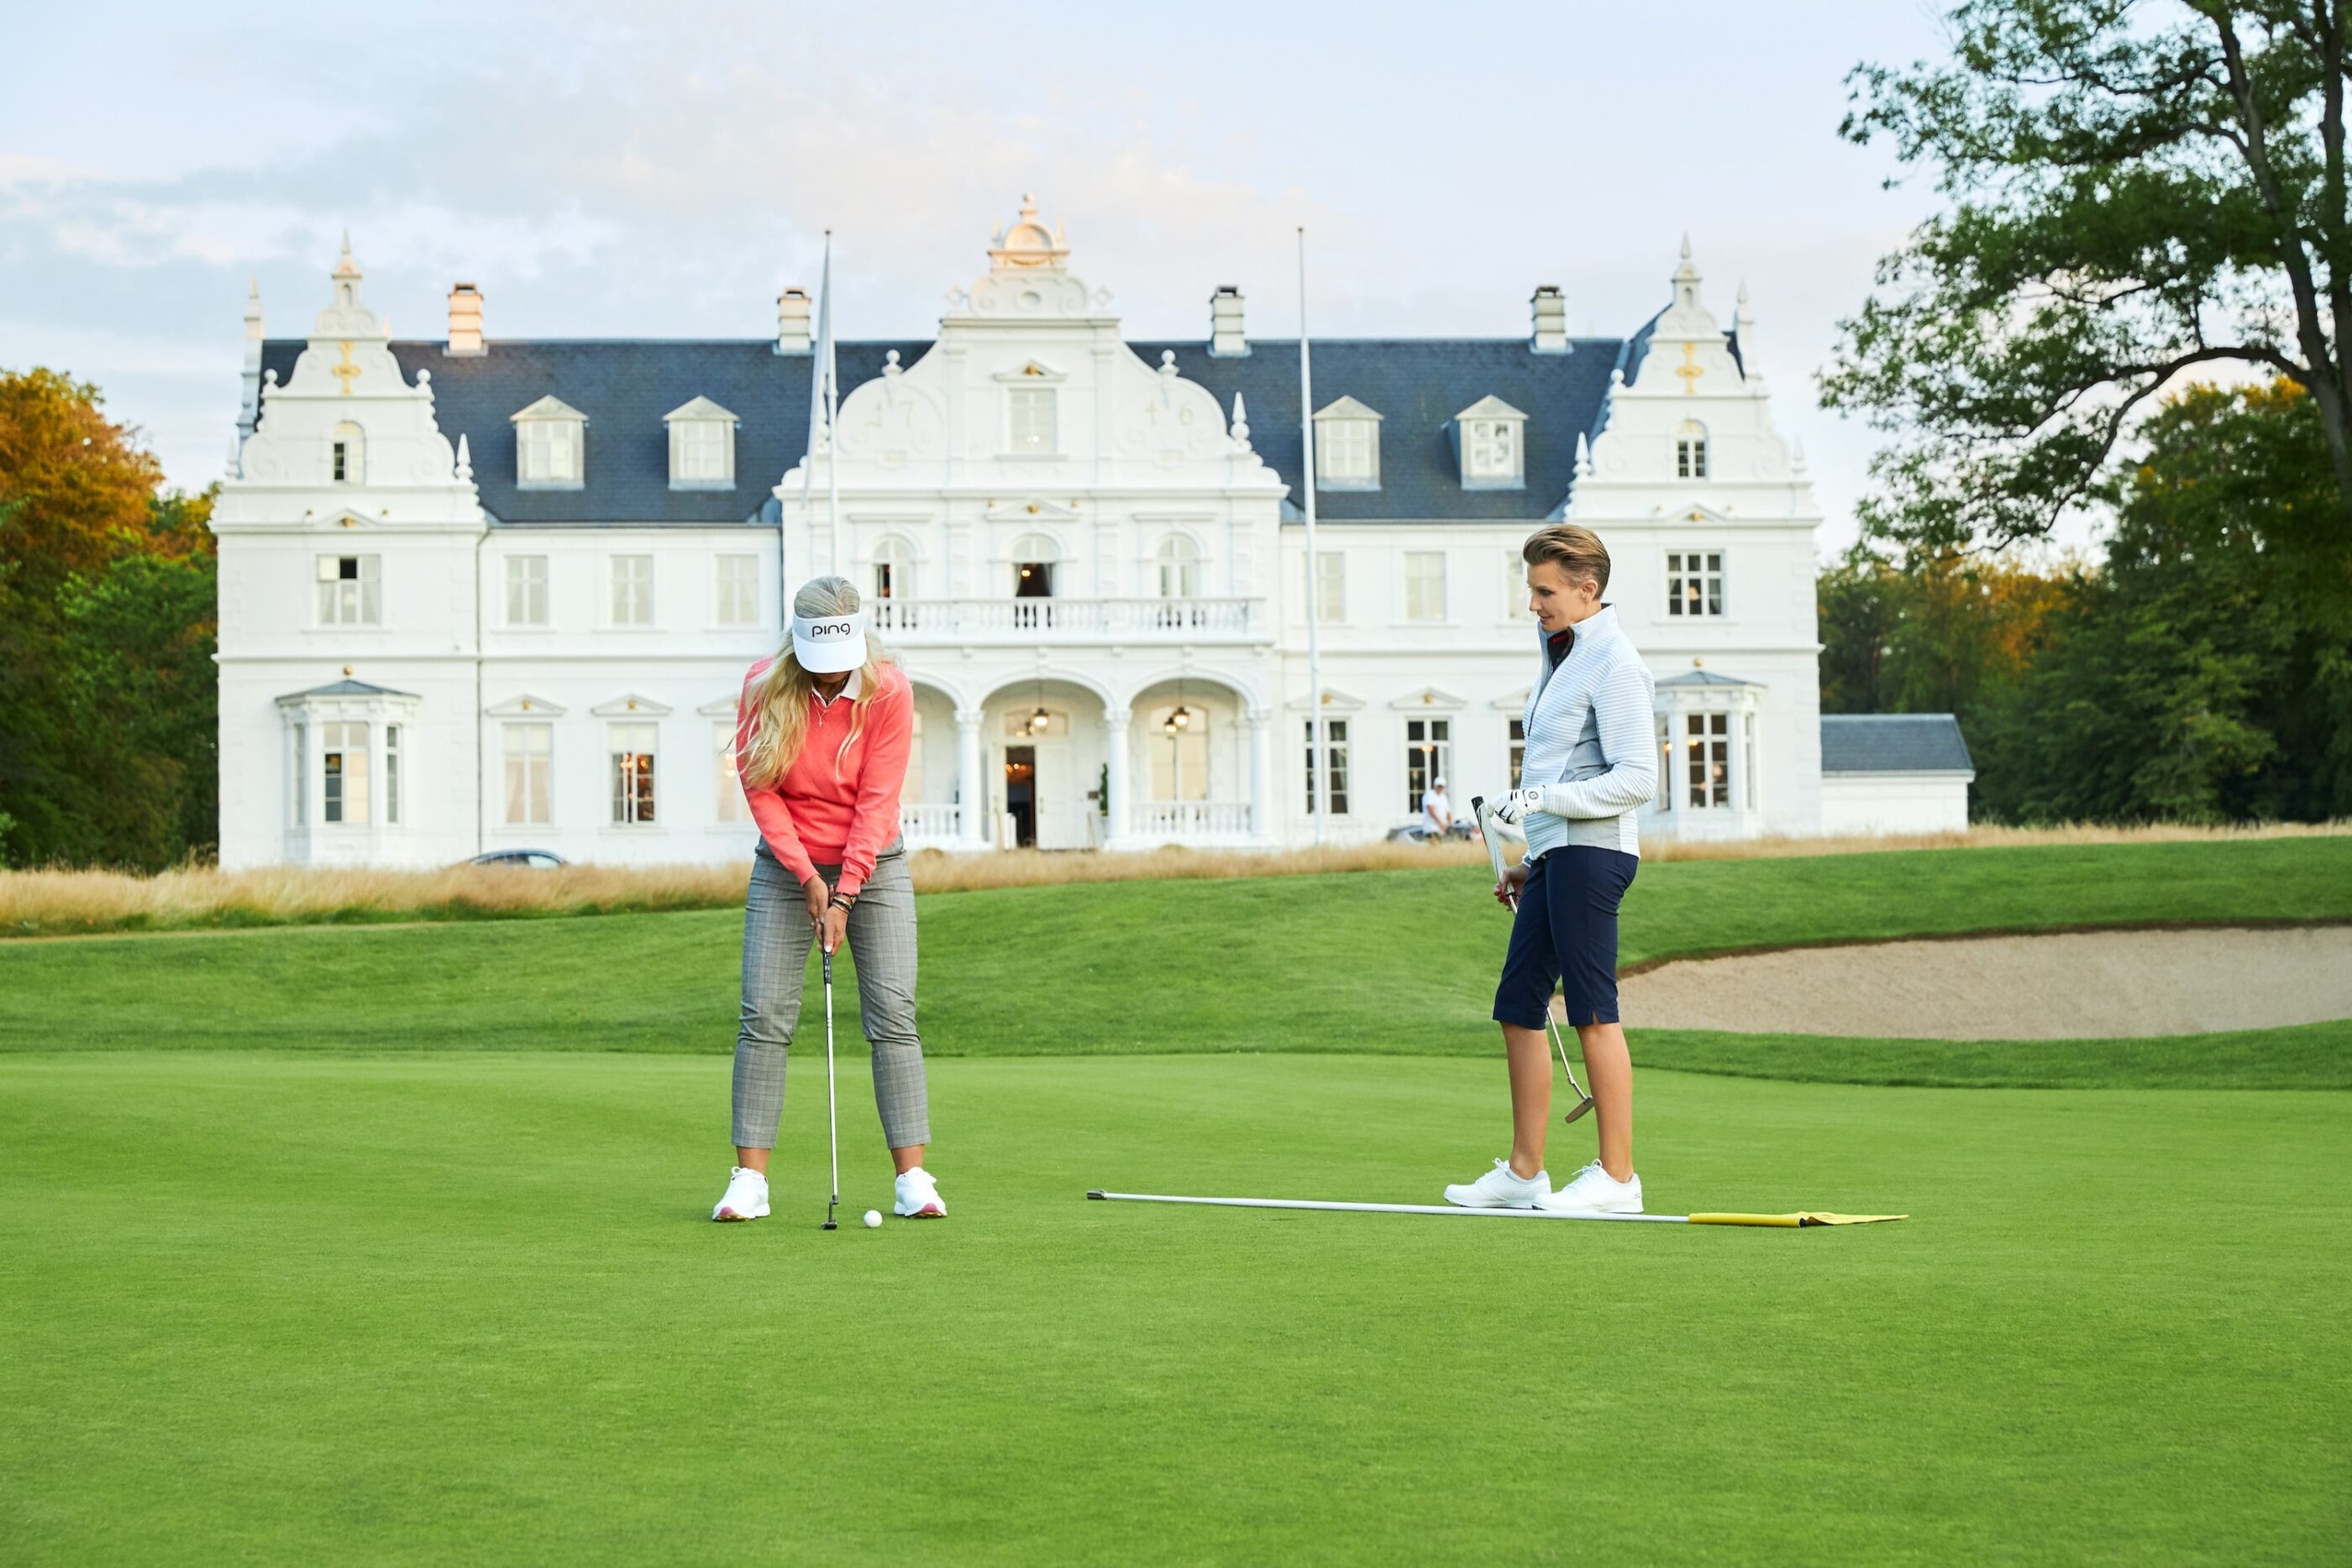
[1826,1,2352,549]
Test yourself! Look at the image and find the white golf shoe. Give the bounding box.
[1539,1160,1642,1215]
[894,1167,946,1219]
[711,1166,769,1222]
[1443,1158,1549,1209]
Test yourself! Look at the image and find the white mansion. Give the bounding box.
[211,200,1971,871]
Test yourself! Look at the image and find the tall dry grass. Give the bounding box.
[3,821,2343,938]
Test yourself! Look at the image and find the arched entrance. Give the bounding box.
[979,675,1110,849]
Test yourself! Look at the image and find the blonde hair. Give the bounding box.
[1522,523,1611,595]
[738,575,891,789]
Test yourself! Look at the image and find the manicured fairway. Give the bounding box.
[2,1051,2344,1565]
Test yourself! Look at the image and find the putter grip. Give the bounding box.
[822,949,832,982]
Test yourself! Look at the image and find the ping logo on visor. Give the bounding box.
[790,609,869,673]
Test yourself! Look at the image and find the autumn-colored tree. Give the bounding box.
[0,369,218,868]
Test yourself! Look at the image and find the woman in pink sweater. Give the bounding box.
[711,576,942,1224]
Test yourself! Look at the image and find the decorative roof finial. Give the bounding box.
[1791,438,1809,476]
[1231,392,1252,452]
[990,194,1070,270]
[1574,430,1593,480]
[456,433,474,484]
[335,229,359,278]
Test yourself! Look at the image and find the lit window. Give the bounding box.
[322,721,370,825]
[715,554,758,627]
[1403,552,1446,622]
[330,422,365,485]
[503,723,552,826]
[1304,717,1350,815]
[1676,421,1709,480]
[505,555,548,627]
[666,397,738,489]
[1007,387,1056,453]
[611,555,654,627]
[1667,551,1725,617]
[316,555,381,627]
[611,722,658,825]
[1404,718,1450,813]
[1686,712,1730,809]
[872,535,916,604]
[715,721,748,823]
[1011,533,1058,621]
[1155,534,1201,599]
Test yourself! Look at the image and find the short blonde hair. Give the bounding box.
[1522,524,1611,595]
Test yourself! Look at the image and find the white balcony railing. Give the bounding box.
[873,596,1263,643]
[899,803,963,847]
[1132,800,1254,839]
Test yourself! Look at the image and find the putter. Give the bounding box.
[821,941,841,1231]
[1473,794,1596,1125]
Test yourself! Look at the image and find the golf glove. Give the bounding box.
[1489,786,1547,826]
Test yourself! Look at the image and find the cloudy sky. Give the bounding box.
[1,0,1951,551]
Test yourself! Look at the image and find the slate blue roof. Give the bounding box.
[278,678,417,700]
[1657,668,1761,689]
[1819,715,1975,774]
[261,332,1630,526]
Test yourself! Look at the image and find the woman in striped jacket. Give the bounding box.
[1446,524,1658,1215]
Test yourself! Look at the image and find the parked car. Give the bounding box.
[1384,820,1481,844]
[465,849,567,870]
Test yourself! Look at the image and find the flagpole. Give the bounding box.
[1297,228,1327,843]
[822,234,843,582]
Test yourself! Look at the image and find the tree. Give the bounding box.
[1827,1,2352,550]
[0,369,218,868]
[1982,380,2352,821]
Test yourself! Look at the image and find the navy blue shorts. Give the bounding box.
[1493,847,1640,1030]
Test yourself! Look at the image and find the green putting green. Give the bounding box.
[1,1052,2344,1565]
[3,840,2346,1561]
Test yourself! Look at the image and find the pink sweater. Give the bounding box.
[736,658,912,897]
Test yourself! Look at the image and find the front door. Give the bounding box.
[1004,746,1037,848]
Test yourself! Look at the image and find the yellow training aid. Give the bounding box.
[1686,1212,1908,1227]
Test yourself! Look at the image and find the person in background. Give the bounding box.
[1421,775,1454,837]
[1446,524,1656,1215]
[711,575,945,1225]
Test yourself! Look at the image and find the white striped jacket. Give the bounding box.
[1518,605,1657,859]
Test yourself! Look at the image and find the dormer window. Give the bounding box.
[512,395,586,489]
[1453,396,1527,490]
[665,396,738,490]
[330,422,365,485]
[1676,420,1709,480]
[1313,396,1382,490]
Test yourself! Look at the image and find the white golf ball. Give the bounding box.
[863,1209,883,1228]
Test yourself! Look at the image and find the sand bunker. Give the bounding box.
[1619,925,2352,1040]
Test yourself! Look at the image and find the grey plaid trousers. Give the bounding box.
[731,842,931,1151]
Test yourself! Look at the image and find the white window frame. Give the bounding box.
[872,534,917,604]
[1666,549,1727,618]
[504,554,549,628]
[1005,387,1057,455]
[1683,711,1731,810]
[1314,412,1380,490]
[609,554,654,629]
[610,721,658,826]
[330,421,365,485]
[516,412,585,489]
[1676,420,1709,480]
[315,554,381,627]
[1404,718,1451,814]
[668,412,737,490]
[1304,717,1351,816]
[714,553,759,627]
[1312,550,1346,624]
[1402,551,1447,623]
[502,722,554,826]
[1154,533,1201,599]
[320,720,370,826]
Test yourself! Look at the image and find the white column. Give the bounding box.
[1247,706,1273,842]
[956,708,987,847]
[1103,707,1132,847]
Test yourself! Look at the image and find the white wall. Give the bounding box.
[1818,772,1972,836]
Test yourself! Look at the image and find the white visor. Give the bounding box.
[791,610,869,674]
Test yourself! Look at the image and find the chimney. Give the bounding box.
[446,283,486,356]
[1208,285,1248,357]
[1530,286,1568,354]
[776,288,812,354]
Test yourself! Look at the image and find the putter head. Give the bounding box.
[1564,1094,1597,1125]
